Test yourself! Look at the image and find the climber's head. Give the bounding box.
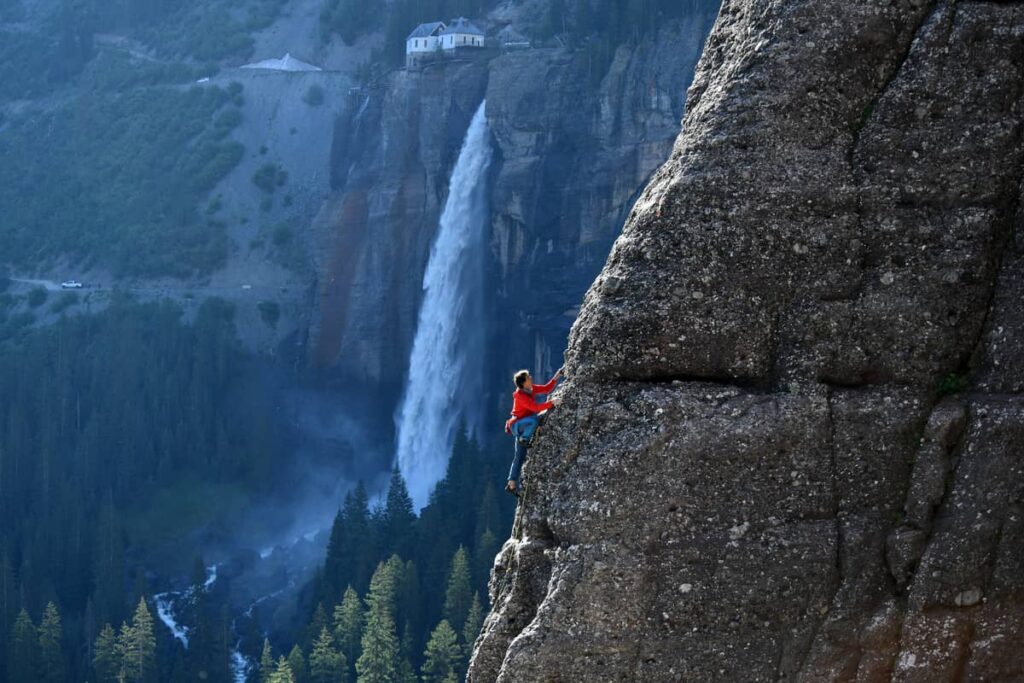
[514,370,532,392]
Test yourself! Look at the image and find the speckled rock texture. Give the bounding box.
[468,1,1024,681]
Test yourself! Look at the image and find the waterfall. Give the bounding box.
[396,101,493,510]
[153,564,219,648]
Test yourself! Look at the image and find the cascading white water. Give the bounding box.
[396,101,493,510]
[153,564,219,648]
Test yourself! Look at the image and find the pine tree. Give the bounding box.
[92,492,125,627]
[395,560,423,657]
[382,467,415,559]
[309,627,346,683]
[473,482,502,544]
[0,552,17,672]
[8,608,40,682]
[259,638,275,683]
[38,601,65,683]
[119,597,155,682]
[442,547,472,632]
[287,644,307,683]
[323,510,345,607]
[473,529,498,594]
[462,592,484,655]
[323,483,376,602]
[186,567,230,682]
[332,586,363,679]
[305,602,329,650]
[93,623,120,683]
[396,655,417,683]
[421,620,462,683]
[355,562,399,683]
[269,655,295,683]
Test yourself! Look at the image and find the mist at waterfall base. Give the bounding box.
[147,383,393,679]
[396,101,494,510]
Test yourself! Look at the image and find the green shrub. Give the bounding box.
[85,50,210,93]
[257,300,280,328]
[213,108,243,138]
[0,85,246,277]
[2,311,34,336]
[267,222,308,274]
[252,163,288,193]
[303,84,325,106]
[27,287,47,308]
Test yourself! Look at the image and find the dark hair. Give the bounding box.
[514,370,530,389]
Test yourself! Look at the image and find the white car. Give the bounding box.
[61,280,84,289]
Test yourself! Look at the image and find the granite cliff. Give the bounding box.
[469,1,1024,681]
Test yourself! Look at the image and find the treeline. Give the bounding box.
[0,298,283,682]
[247,432,515,682]
[0,83,244,276]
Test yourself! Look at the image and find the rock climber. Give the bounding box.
[503,366,564,497]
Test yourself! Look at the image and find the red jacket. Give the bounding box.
[504,376,558,433]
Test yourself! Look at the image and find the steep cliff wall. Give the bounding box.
[308,61,489,400]
[308,11,718,416]
[469,1,1024,681]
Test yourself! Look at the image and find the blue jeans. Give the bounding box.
[508,416,539,484]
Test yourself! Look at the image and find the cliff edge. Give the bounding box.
[469,1,1024,681]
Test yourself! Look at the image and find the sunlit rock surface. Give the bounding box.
[469,1,1024,680]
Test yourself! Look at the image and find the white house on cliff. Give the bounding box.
[406,18,485,66]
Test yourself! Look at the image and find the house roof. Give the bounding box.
[441,17,484,36]
[407,22,446,40]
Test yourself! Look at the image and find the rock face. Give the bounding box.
[308,11,718,415]
[469,1,1024,681]
[308,61,489,400]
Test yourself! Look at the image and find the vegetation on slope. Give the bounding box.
[0,83,245,276]
[246,433,513,683]
[0,297,283,682]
